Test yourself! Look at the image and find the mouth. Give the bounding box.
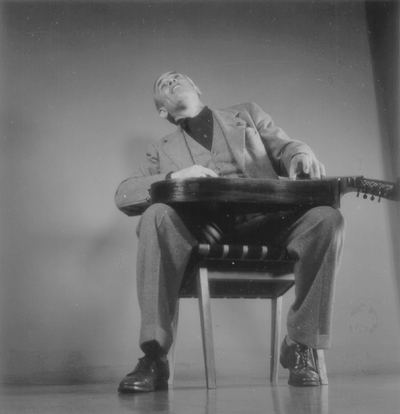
[171,84,182,93]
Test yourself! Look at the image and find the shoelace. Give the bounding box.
[296,345,313,369]
[127,357,154,376]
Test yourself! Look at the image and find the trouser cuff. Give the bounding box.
[140,325,172,355]
[287,324,331,349]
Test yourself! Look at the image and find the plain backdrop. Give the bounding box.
[1,0,399,384]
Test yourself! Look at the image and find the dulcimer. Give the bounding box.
[150,176,399,212]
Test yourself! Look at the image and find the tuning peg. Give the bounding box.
[363,193,368,199]
[370,195,375,201]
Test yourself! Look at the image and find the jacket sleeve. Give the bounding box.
[246,102,315,177]
[115,143,166,216]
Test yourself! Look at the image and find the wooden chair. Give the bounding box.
[168,244,328,389]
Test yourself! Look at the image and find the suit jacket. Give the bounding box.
[115,102,314,216]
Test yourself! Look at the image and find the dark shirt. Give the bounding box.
[177,106,213,151]
[166,106,214,180]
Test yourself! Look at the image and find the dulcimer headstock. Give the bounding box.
[344,176,400,202]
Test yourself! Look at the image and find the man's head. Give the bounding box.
[153,71,203,122]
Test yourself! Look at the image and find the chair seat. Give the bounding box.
[180,244,295,299]
[193,243,289,261]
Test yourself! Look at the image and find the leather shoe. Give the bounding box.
[118,356,170,393]
[280,338,320,387]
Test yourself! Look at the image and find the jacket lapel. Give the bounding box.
[160,130,196,170]
[212,108,249,177]
[213,107,278,179]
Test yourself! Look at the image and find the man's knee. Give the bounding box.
[142,203,177,223]
[309,206,345,236]
[137,203,179,236]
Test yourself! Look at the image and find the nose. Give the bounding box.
[168,77,177,86]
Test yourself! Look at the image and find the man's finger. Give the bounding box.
[289,163,297,179]
[302,158,310,175]
[203,168,219,178]
[310,162,321,179]
[320,162,326,178]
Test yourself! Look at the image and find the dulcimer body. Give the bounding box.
[150,176,399,213]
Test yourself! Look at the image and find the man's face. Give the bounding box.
[154,72,201,116]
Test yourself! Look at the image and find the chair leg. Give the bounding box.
[270,296,282,384]
[197,267,217,389]
[313,349,329,385]
[168,299,180,386]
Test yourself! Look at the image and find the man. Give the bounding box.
[115,71,345,392]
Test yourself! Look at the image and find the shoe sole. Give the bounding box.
[288,379,320,387]
[118,380,168,394]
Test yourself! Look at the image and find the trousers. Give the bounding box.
[135,203,345,354]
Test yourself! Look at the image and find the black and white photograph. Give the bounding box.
[0,1,399,413]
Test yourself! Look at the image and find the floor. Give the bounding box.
[1,374,399,414]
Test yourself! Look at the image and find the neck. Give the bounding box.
[173,101,205,121]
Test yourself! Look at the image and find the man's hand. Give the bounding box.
[289,153,326,179]
[171,165,219,179]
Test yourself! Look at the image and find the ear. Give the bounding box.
[159,108,169,119]
[194,84,202,96]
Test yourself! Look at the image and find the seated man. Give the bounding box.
[115,71,345,392]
